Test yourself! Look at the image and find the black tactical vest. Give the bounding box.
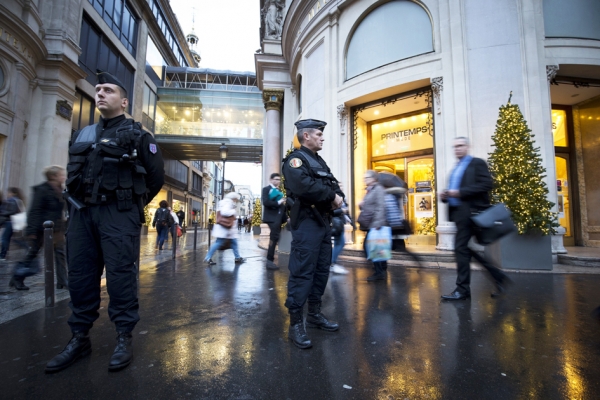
[283,148,335,202]
[66,120,148,209]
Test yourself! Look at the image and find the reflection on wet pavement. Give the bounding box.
[0,232,599,399]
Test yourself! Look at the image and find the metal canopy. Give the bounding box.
[155,135,263,163]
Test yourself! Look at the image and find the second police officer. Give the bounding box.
[282,119,345,349]
[46,70,165,373]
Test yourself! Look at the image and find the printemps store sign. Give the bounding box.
[371,113,433,156]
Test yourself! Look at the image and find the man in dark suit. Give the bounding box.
[440,137,509,300]
[262,173,286,270]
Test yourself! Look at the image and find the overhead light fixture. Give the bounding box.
[374,110,380,115]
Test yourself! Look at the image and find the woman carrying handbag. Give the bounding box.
[203,192,246,265]
[357,170,390,281]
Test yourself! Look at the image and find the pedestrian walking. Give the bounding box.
[243,217,250,233]
[204,192,246,265]
[0,187,28,261]
[357,170,388,281]
[440,136,510,300]
[237,216,243,232]
[380,174,422,267]
[176,208,185,232]
[330,184,350,274]
[282,119,344,349]
[45,70,165,373]
[9,166,68,291]
[167,207,179,242]
[262,172,287,270]
[152,200,173,250]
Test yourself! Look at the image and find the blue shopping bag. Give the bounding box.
[366,226,392,262]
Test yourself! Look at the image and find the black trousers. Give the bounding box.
[67,203,141,333]
[286,216,331,313]
[450,206,507,294]
[266,220,282,262]
[13,234,67,286]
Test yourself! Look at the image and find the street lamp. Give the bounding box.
[219,143,228,199]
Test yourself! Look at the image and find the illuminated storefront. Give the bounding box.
[255,0,600,249]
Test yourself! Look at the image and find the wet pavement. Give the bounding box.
[1,231,599,399]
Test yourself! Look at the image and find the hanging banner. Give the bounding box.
[371,113,433,157]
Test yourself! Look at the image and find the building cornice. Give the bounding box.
[0,4,47,67]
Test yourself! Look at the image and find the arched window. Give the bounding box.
[346,1,434,80]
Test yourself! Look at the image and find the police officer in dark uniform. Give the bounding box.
[46,70,164,373]
[282,119,344,349]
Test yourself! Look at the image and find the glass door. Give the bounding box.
[555,155,574,245]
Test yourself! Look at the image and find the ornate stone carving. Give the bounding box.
[337,105,348,135]
[261,0,286,40]
[546,65,559,82]
[431,77,443,115]
[262,89,284,111]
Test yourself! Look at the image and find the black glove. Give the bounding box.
[115,128,134,146]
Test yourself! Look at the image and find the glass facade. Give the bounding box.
[88,0,138,56]
[155,88,264,139]
[79,15,134,112]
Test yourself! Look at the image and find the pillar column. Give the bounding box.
[262,89,284,186]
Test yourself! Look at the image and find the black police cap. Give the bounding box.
[294,119,327,132]
[96,69,127,96]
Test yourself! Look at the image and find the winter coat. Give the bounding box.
[384,186,407,223]
[211,198,239,239]
[0,196,25,227]
[359,183,387,230]
[25,182,66,237]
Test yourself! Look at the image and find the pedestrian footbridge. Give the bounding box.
[152,67,264,163]
[155,135,262,163]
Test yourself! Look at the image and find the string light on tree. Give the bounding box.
[251,199,262,227]
[487,92,558,235]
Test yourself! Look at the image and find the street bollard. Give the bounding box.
[193,223,198,250]
[208,223,213,249]
[43,221,55,308]
[172,224,177,260]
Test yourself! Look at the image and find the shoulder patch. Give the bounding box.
[149,143,157,154]
[289,158,302,168]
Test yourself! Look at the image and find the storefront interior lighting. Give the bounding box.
[374,110,380,115]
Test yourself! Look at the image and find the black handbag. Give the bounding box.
[470,203,517,245]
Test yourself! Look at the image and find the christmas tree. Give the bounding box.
[251,199,262,227]
[487,94,558,235]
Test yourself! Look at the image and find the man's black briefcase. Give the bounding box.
[471,203,517,245]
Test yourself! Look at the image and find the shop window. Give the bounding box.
[192,172,202,191]
[552,109,567,146]
[165,159,188,184]
[543,0,600,40]
[88,0,138,56]
[346,0,433,80]
[79,15,134,113]
[142,84,157,132]
[149,0,189,67]
[555,156,571,237]
[72,90,102,131]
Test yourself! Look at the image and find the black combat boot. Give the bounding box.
[109,332,133,371]
[45,332,91,373]
[288,311,312,349]
[306,302,339,332]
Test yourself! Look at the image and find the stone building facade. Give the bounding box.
[255,0,600,249]
[0,0,207,226]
